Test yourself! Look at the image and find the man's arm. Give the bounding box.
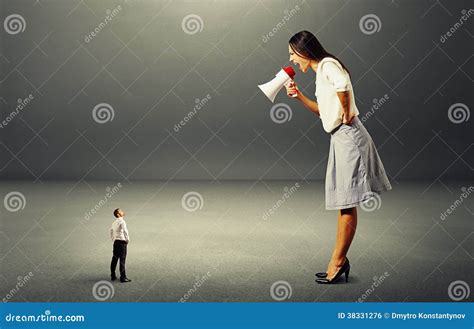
[122,221,130,243]
[110,226,114,242]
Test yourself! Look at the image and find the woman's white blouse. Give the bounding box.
[315,57,359,133]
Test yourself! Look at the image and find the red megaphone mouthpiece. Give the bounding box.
[283,66,296,79]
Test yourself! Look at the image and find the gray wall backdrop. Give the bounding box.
[0,0,473,181]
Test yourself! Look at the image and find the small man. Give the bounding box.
[110,208,131,283]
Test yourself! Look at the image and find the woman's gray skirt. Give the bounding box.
[325,116,392,210]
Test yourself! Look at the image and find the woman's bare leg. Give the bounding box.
[327,207,357,278]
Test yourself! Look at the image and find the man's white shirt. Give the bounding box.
[110,217,130,242]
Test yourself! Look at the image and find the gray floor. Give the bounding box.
[0,180,473,302]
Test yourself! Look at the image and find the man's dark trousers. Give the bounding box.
[110,240,127,279]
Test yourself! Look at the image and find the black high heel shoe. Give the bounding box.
[315,258,350,284]
[315,257,351,278]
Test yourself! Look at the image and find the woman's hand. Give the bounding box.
[342,112,356,125]
[285,80,319,116]
[285,81,301,99]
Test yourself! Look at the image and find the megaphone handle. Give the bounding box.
[285,80,298,98]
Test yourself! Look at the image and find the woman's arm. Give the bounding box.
[285,81,320,116]
[298,93,320,116]
[322,61,354,124]
[337,91,355,124]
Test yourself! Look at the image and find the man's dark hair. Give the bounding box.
[113,208,121,218]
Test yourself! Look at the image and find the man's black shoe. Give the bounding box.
[120,278,132,283]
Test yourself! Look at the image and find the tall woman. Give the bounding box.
[285,30,392,284]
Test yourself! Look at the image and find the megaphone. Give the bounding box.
[258,66,296,103]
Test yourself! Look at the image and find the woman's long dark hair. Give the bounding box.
[289,30,351,77]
